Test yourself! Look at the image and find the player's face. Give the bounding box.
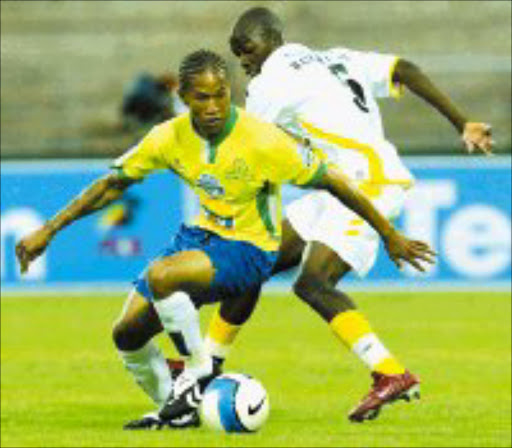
[183,70,231,139]
[231,31,274,78]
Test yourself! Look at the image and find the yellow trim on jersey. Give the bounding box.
[299,120,412,197]
[389,57,405,100]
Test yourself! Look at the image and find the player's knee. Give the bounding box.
[112,319,148,351]
[293,273,326,305]
[146,260,175,299]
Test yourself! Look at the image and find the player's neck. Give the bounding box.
[192,106,237,144]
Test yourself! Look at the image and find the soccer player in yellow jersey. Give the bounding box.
[15,49,434,429]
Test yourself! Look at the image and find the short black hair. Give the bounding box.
[230,7,283,49]
[178,49,229,97]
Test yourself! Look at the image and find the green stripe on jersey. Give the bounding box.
[302,162,328,188]
[256,182,279,240]
[206,105,239,164]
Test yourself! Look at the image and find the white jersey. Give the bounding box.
[246,43,414,192]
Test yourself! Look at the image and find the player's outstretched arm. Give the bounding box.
[318,165,436,272]
[15,172,135,274]
[393,59,494,155]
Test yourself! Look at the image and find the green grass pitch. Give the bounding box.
[1,290,511,447]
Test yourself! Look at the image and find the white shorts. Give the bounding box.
[286,185,407,277]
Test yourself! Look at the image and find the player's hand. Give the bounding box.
[15,226,54,274]
[384,229,437,272]
[461,122,494,156]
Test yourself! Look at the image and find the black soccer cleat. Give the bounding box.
[159,371,204,421]
[198,359,223,392]
[123,410,200,430]
[166,356,223,388]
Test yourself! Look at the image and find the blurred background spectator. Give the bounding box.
[120,71,187,133]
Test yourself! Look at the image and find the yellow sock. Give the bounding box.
[329,310,405,375]
[204,308,241,360]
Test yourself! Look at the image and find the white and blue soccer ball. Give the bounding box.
[200,373,269,433]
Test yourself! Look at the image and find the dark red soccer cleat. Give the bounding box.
[348,369,420,422]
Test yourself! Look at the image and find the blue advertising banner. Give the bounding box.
[1,157,510,292]
[1,161,185,290]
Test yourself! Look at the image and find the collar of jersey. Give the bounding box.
[208,105,238,150]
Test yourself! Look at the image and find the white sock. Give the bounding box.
[153,291,212,380]
[204,336,230,360]
[351,333,392,370]
[119,340,173,406]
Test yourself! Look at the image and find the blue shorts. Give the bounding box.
[134,225,278,303]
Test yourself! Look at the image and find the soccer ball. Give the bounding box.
[200,373,269,433]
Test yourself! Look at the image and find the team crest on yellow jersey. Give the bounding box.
[225,158,251,181]
[197,174,225,198]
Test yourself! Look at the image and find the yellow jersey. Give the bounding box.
[112,106,327,251]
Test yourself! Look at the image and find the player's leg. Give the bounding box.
[289,188,420,421]
[204,286,261,369]
[201,218,303,364]
[154,232,275,423]
[271,218,306,275]
[146,249,216,381]
[112,289,174,407]
[295,241,407,373]
[156,287,262,409]
[119,248,215,430]
[293,240,354,316]
[119,248,215,428]
[113,289,200,430]
[113,288,163,351]
[295,240,420,422]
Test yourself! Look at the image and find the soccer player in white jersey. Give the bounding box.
[215,7,493,423]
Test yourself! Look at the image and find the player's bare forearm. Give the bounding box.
[319,165,395,241]
[45,173,133,236]
[393,59,493,155]
[15,172,134,274]
[393,59,467,132]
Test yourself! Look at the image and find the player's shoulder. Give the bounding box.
[143,112,189,145]
[263,42,313,72]
[275,42,313,58]
[321,45,365,62]
[236,108,287,146]
[165,111,191,132]
[236,107,273,133]
[325,46,398,63]
[158,111,191,134]
[248,43,312,95]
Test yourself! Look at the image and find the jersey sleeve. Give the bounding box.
[258,125,327,188]
[341,48,404,99]
[111,122,174,180]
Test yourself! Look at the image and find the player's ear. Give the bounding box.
[224,82,232,101]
